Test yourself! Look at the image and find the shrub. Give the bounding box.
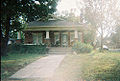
[7,44,48,54]
[72,42,93,53]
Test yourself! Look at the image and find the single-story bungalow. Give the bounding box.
[21,19,88,47]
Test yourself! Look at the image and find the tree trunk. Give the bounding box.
[93,31,97,50]
[100,35,103,51]
[1,17,10,56]
[100,26,103,52]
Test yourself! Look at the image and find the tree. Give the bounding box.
[83,29,95,44]
[111,26,120,48]
[77,0,120,51]
[1,0,58,55]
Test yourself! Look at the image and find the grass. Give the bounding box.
[53,51,120,81]
[1,53,47,81]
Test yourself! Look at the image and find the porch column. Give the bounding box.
[45,31,50,46]
[36,33,39,45]
[16,31,21,43]
[74,30,78,42]
[17,32,21,39]
[60,32,62,47]
[46,31,49,39]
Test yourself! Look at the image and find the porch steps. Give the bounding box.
[48,47,73,55]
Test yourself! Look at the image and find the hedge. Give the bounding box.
[7,44,48,54]
[72,42,93,53]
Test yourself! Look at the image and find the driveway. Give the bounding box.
[9,55,65,80]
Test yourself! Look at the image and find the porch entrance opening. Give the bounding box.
[61,33,68,47]
[54,32,69,47]
[54,32,60,47]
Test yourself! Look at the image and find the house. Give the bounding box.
[22,19,88,47]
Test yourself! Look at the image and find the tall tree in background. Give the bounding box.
[77,0,120,51]
[1,0,58,55]
[111,26,120,48]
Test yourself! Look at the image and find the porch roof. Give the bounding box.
[28,19,82,27]
[24,19,88,31]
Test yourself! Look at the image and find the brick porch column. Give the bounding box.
[74,30,78,42]
[16,32,21,43]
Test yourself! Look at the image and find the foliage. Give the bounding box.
[77,0,120,51]
[83,30,95,44]
[1,0,58,55]
[72,42,93,53]
[7,44,48,54]
[1,53,46,80]
[111,26,120,48]
[9,22,27,40]
[81,52,120,81]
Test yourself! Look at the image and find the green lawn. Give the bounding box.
[1,53,47,80]
[53,52,120,81]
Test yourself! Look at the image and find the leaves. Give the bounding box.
[1,0,58,55]
[1,0,58,34]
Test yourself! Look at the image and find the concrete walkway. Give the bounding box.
[9,55,65,80]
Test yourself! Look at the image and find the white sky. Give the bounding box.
[56,0,80,16]
[57,0,77,11]
[56,0,119,38]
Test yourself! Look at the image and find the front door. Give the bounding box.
[61,33,68,47]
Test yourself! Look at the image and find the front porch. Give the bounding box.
[24,30,84,47]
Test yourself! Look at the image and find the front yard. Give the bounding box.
[1,53,47,81]
[1,51,120,81]
[53,52,120,81]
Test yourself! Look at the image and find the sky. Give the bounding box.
[57,0,77,11]
[34,0,82,16]
[56,0,80,16]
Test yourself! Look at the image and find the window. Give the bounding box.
[33,33,37,45]
[38,33,42,44]
[32,33,42,45]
